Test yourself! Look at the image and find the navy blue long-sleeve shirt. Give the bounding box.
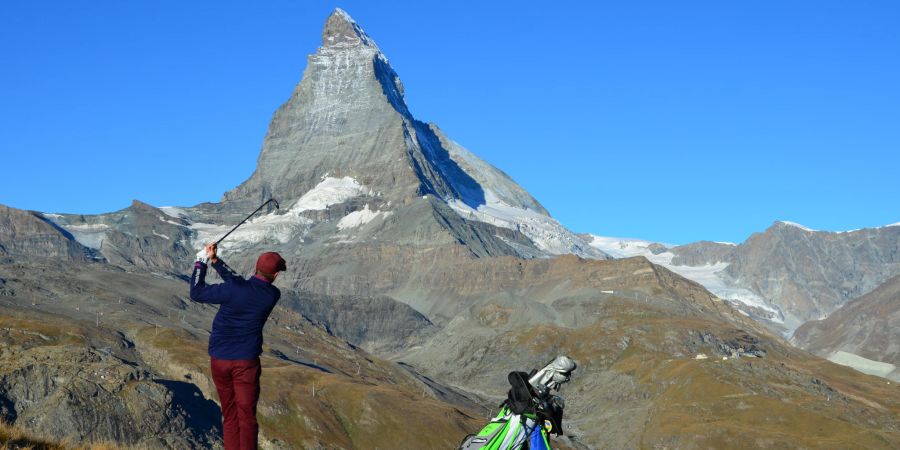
[189,259,281,360]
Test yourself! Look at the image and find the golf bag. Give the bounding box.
[457,356,576,450]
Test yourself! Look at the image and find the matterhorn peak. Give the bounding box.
[220,8,603,259]
[322,8,378,49]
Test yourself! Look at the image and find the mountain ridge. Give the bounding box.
[589,219,900,336]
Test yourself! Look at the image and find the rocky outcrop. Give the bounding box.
[0,331,220,448]
[32,200,195,277]
[100,200,194,274]
[0,278,12,297]
[670,240,736,265]
[281,290,438,353]
[0,205,90,262]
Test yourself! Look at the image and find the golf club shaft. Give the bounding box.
[214,198,279,246]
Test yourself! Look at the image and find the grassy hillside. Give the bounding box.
[0,257,488,450]
[0,420,120,450]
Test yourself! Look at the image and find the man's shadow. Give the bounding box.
[156,379,224,445]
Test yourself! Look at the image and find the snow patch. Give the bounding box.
[292,176,371,211]
[333,8,357,24]
[835,221,900,233]
[157,216,189,228]
[777,221,816,232]
[64,224,109,249]
[153,231,170,240]
[191,176,369,252]
[828,351,897,378]
[432,131,602,259]
[67,224,109,250]
[42,215,108,250]
[192,214,310,254]
[448,190,603,259]
[159,207,189,219]
[588,236,673,259]
[443,139,546,214]
[337,204,390,230]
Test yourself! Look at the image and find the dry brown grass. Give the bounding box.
[0,315,86,348]
[0,419,55,450]
[1,420,125,450]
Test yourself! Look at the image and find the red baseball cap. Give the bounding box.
[256,252,287,276]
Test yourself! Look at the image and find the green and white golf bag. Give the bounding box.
[458,406,539,450]
[457,356,576,450]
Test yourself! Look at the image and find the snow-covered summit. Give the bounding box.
[774,220,900,233]
[775,220,816,232]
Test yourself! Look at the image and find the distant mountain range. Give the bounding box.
[1,8,898,449]
[588,221,900,334]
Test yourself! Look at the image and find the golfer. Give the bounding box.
[190,243,286,450]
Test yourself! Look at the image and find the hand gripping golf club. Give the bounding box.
[214,198,280,246]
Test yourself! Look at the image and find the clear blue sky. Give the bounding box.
[2,1,898,244]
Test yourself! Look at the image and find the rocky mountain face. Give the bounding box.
[210,7,584,266]
[669,240,736,266]
[793,274,900,381]
[222,10,546,219]
[723,222,900,327]
[590,221,900,335]
[0,309,221,448]
[1,8,899,449]
[281,290,438,354]
[8,200,196,277]
[0,204,93,262]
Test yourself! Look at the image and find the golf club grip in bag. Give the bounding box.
[456,356,576,450]
[456,372,549,450]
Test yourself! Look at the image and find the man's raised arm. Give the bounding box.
[189,243,232,304]
[204,242,243,284]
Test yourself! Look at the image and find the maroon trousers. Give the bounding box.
[211,357,261,450]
